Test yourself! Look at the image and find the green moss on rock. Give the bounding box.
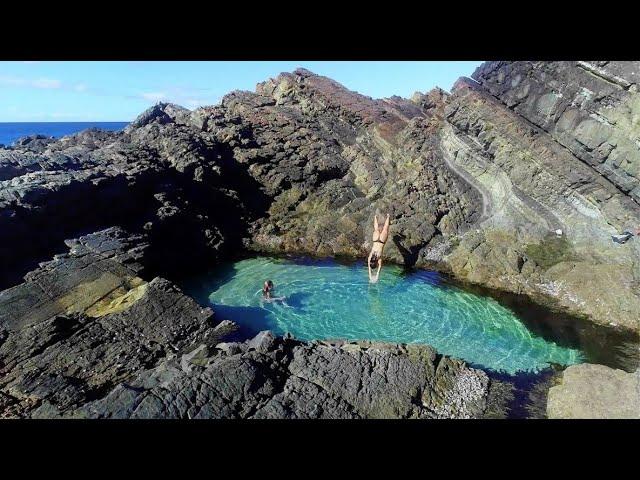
[524,235,577,269]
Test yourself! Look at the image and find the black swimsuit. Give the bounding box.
[373,240,384,245]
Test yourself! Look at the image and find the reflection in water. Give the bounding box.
[367,284,385,322]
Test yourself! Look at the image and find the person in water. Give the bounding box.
[262,280,287,303]
[368,213,390,283]
[263,280,274,299]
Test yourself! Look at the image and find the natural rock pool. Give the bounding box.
[185,256,638,378]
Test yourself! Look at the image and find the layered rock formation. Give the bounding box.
[1,61,639,418]
[473,61,640,201]
[444,62,640,330]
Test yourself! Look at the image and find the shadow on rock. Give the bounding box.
[392,234,423,267]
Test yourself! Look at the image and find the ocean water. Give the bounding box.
[0,122,128,146]
[189,256,586,375]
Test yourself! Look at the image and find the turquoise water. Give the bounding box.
[194,256,584,375]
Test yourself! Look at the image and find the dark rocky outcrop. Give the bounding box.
[0,103,267,290]
[74,335,489,420]
[0,228,238,418]
[1,61,639,419]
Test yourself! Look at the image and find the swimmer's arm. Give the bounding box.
[370,261,381,283]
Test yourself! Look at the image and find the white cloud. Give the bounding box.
[31,78,62,89]
[0,75,25,86]
[0,74,62,89]
[74,83,88,92]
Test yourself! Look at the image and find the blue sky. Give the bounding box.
[0,61,483,122]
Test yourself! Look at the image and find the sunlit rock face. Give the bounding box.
[208,68,482,267]
[472,61,640,202]
[547,363,640,419]
[441,73,640,331]
[74,338,490,420]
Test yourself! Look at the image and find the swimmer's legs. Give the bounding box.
[380,214,390,243]
[373,214,380,241]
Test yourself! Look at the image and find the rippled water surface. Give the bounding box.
[188,256,587,375]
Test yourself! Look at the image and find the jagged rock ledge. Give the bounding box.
[74,333,490,420]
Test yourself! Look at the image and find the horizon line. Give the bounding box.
[0,120,131,123]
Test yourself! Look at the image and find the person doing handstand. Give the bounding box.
[367,213,390,283]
